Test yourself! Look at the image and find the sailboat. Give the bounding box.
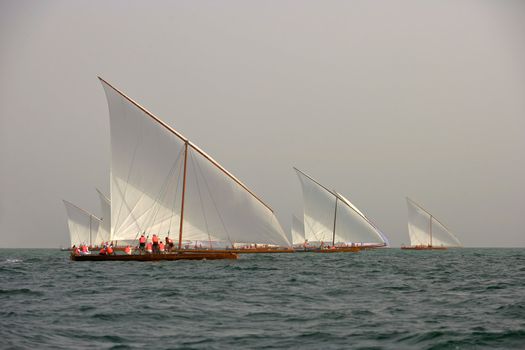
[63,200,102,249]
[294,168,388,252]
[73,77,291,261]
[401,197,461,250]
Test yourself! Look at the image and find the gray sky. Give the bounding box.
[1,0,524,248]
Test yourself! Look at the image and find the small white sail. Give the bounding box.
[406,198,461,247]
[291,215,305,246]
[96,189,111,244]
[63,200,101,247]
[100,78,290,247]
[294,168,388,246]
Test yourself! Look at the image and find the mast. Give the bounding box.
[429,215,433,247]
[178,142,189,250]
[89,215,92,247]
[332,197,338,247]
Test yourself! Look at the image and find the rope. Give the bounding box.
[193,149,232,247]
[189,149,212,248]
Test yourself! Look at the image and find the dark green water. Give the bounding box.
[1,249,524,349]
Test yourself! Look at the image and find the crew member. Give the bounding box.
[139,234,147,251]
[146,242,153,254]
[159,241,165,253]
[124,245,131,255]
[152,234,159,253]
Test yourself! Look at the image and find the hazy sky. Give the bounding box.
[1,0,524,248]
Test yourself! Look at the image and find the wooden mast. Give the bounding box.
[429,215,433,247]
[332,198,338,247]
[89,215,92,247]
[178,142,189,250]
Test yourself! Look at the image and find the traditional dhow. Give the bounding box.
[63,200,105,249]
[401,197,461,250]
[294,168,388,252]
[74,77,291,261]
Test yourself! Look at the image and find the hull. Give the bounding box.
[176,248,294,254]
[294,247,360,253]
[401,246,447,250]
[71,252,238,261]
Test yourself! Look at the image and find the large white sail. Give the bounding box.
[294,168,388,246]
[63,200,101,247]
[291,215,305,245]
[100,78,290,247]
[96,189,111,244]
[406,198,461,247]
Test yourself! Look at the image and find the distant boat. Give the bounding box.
[294,168,388,252]
[72,78,292,261]
[401,197,461,250]
[63,200,102,248]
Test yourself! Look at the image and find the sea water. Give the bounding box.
[0,248,524,349]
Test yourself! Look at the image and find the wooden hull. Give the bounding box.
[71,252,238,261]
[401,246,447,250]
[294,247,360,253]
[175,248,294,254]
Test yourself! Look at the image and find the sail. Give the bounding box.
[63,200,101,247]
[295,168,388,245]
[96,189,111,244]
[182,146,290,246]
[295,168,336,243]
[406,198,461,247]
[100,78,290,247]
[334,192,388,246]
[291,215,305,245]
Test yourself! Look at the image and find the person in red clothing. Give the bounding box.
[159,241,165,253]
[146,242,153,254]
[165,236,174,252]
[99,247,106,255]
[106,245,114,255]
[139,234,147,251]
[152,234,159,253]
[124,245,132,255]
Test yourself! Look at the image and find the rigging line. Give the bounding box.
[167,149,184,238]
[193,148,232,247]
[190,149,213,248]
[147,156,181,231]
[118,146,183,242]
[113,122,144,238]
[300,181,329,243]
[158,149,185,236]
[144,148,184,235]
[151,152,183,237]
